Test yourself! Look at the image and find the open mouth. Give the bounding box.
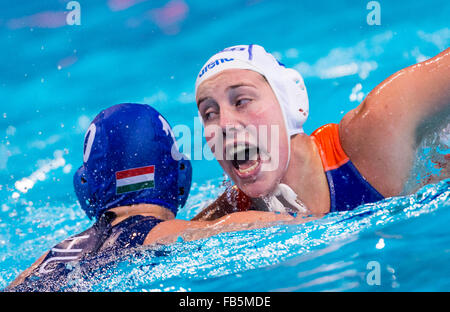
[226,143,262,177]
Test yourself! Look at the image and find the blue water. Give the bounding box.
[0,0,449,291]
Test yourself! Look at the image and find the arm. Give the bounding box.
[340,48,450,196]
[144,211,317,245]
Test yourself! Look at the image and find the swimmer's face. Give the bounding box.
[197,69,289,198]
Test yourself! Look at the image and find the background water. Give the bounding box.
[0,0,449,291]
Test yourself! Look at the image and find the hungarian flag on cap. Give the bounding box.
[115,165,155,194]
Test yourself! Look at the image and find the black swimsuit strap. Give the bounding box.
[90,210,117,253]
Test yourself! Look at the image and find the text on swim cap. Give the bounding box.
[198,58,234,78]
[220,45,253,60]
[220,47,247,52]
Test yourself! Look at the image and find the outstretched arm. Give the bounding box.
[145,211,317,245]
[340,48,450,197]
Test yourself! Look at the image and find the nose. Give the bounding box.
[218,105,244,135]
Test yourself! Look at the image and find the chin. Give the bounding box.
[235,173,278,199]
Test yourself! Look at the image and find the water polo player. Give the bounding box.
[7,103,192,289]
[192,44,449,219]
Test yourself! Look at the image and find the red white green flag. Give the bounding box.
[115,165,155,194]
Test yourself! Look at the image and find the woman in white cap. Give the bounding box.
[190,44,449,220]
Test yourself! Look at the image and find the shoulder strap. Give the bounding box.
[311,123,350,172]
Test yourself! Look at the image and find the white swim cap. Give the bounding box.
[195,44,309,136]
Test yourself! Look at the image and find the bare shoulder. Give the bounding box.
[339,98,418,196]
[143,219,192,245]
[339,49,450,197]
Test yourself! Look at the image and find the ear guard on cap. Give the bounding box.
[73,165,95,219]
[177,157,192,208]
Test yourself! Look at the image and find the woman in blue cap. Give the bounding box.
[7,103,193,289]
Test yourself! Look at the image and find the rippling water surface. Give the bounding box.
[3,179,449,291]
[0,0,449,291]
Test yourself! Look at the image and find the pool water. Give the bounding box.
[0,0,449,291]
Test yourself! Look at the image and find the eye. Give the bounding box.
[235,98,251,107]
[203,109,219,121]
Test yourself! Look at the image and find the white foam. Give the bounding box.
[14,150,67,197]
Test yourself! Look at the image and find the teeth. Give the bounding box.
[238,160,259,174]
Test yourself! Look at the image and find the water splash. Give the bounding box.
[6,179,447,292]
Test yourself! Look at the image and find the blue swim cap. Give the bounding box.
[73,103,192,219]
